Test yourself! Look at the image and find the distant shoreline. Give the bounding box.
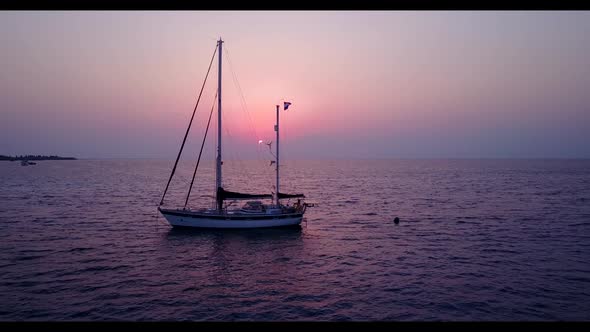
[0,155,77,161]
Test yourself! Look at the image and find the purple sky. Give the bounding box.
[1,11,589,159]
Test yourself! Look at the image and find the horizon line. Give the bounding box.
[41,156,590,161]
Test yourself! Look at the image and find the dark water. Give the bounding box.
[1,159,589,321]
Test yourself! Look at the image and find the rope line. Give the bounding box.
[159,44,218,206]
[184,90,218,209]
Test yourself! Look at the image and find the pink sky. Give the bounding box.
[1,11,590,158]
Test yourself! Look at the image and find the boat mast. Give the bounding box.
[216,38,223,211]
[275,104,280,206]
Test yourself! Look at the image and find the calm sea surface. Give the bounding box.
[1,159,589,321]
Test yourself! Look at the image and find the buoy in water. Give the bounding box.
[394,217,400,224]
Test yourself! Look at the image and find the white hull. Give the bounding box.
[159,209,303,229]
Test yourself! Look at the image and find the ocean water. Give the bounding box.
[0,159,589,321]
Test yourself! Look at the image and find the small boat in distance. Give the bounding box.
[20,160,36,166]
[157,38,310,229]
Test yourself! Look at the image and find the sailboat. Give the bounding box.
[157,38,309,229]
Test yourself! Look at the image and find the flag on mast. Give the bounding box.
[283,101,292,110]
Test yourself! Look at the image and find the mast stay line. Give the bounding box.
[184,90,217,209]
[159,44,218,206]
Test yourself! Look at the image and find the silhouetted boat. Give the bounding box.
[158,38,309,228]
[20,160,36,166]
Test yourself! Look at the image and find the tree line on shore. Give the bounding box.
[0,155,77,161]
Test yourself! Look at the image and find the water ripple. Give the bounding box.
[1,159,590,321]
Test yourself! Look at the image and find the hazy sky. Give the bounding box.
[1,11,590,159]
